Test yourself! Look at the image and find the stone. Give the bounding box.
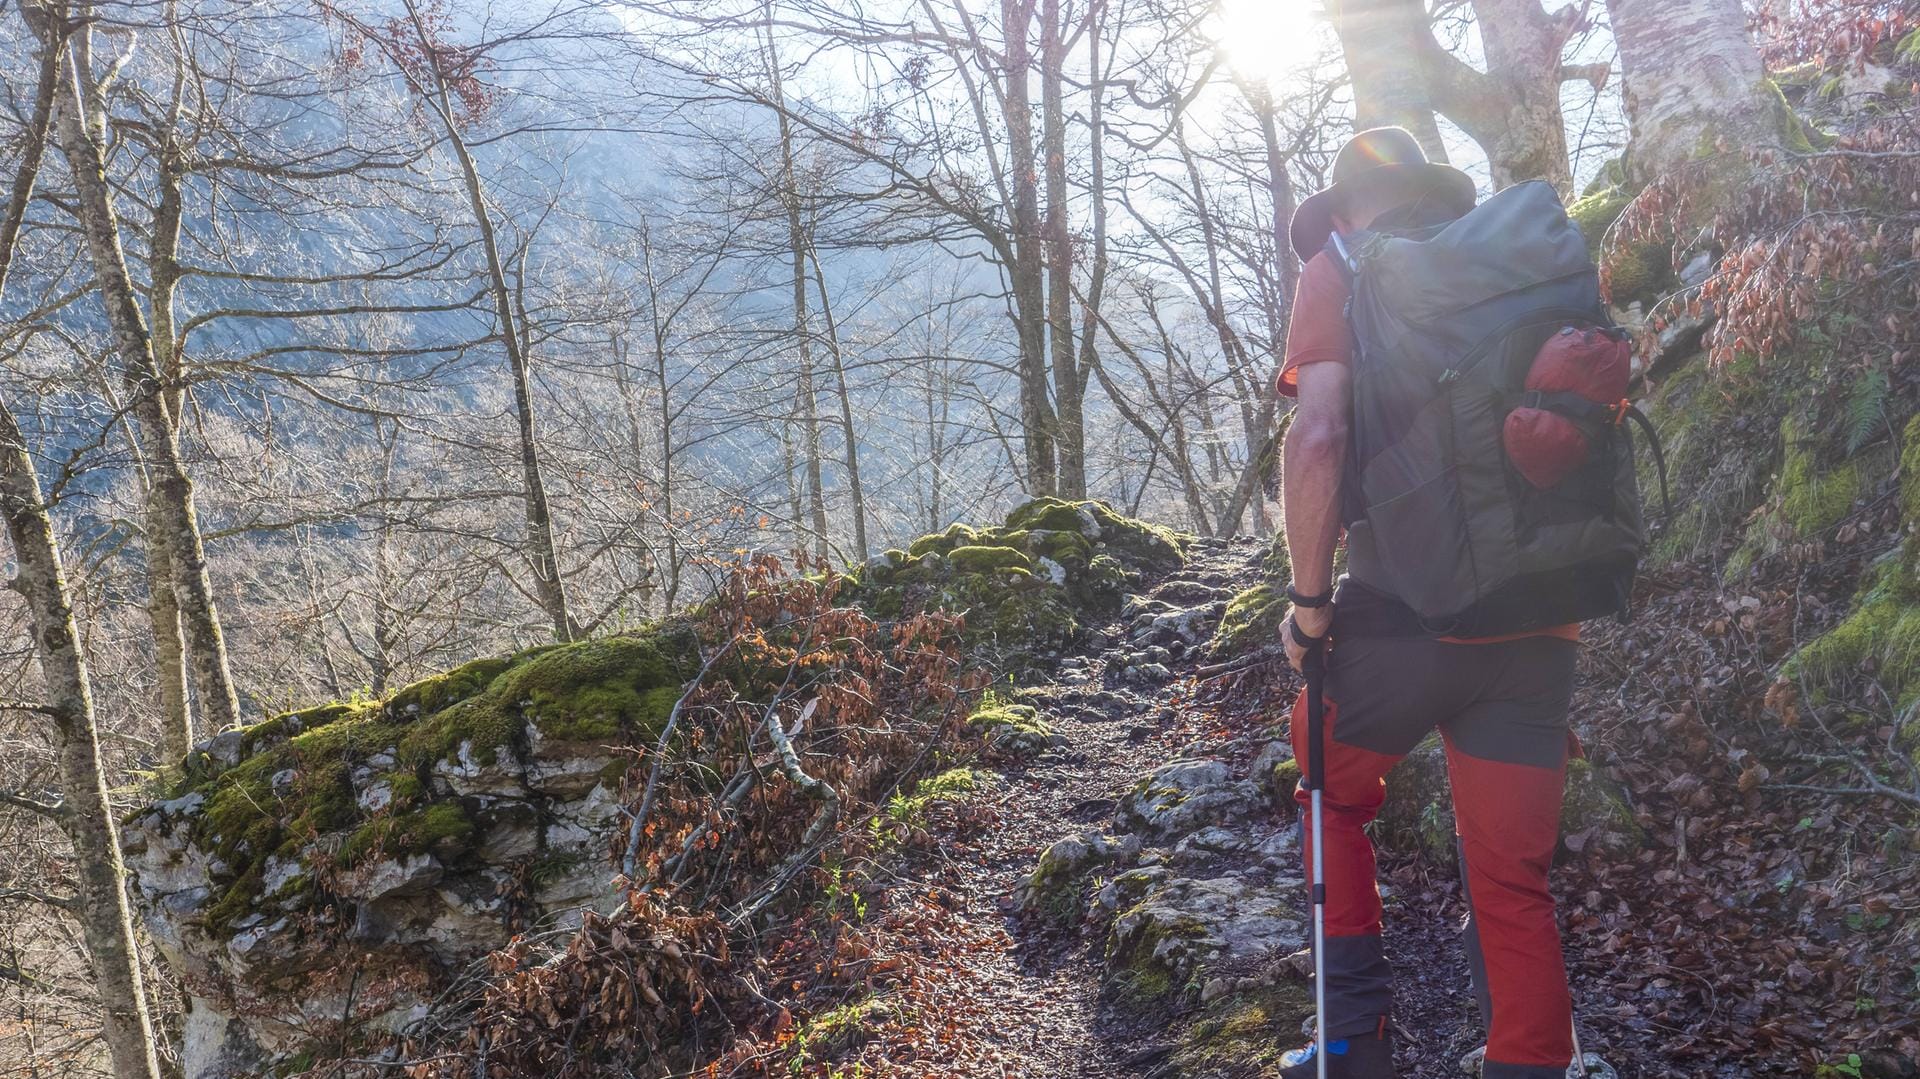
[1115,758,1264,843]
[337,853,443,903]
[1017,831,1142,918]
[1105,874,1306,1001]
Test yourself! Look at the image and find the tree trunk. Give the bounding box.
[145,109,197,757]
[1001,0,1058,496]
[1327,0,1450,159]
[0,399,165,1079]
[50,18,244,733]
[1606,0,1772,183]
[805,247,869,561]
[403,0,574,641]
[1040,0,1084,498]
[762,10,831,562]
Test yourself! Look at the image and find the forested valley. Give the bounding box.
[1,1,1918,1077]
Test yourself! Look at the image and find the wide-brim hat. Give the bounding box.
[1288,126,1478,261]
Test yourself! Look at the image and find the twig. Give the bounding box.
[623,639,735,879]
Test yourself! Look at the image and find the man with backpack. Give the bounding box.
[1272,127,1647,1079]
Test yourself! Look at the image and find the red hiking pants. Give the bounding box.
[1290,633,1579,1079]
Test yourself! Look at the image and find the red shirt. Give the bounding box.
[1278,252,1578,644]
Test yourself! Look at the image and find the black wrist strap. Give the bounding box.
[1287,584,1334,609]
[1287,615,1327,649]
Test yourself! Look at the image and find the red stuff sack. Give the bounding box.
[1502,325,1632,490]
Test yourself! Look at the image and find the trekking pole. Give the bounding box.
[1304,637,1330,1079]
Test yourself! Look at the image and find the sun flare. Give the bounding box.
[1214,0,1328,88]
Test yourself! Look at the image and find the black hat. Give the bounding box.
[1288,126,1477,261]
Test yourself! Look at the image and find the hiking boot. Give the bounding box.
[1277,1030,1396,1078]
[1458,1045,1620,1078]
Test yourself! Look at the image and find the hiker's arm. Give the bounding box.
[1281,360,1349,658]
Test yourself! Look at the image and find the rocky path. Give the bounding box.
[929,536,1661,1079]
[932,534,1301,1078]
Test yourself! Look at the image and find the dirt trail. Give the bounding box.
[932,535,1267,1076]
[918,536,1692,1079]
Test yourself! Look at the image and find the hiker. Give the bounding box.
[1272,127,1648,1079]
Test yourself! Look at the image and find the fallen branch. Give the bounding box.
[622,638,736,880]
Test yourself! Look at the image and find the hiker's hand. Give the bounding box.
[1283,605,1331,672]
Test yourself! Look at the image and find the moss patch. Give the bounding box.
[1569,183,1671,306]
[841,498,1187,670]
[167,620,697,936]
[1170,983,1315,1075]
[967,692,1055,756]
[1210,583,1286,659]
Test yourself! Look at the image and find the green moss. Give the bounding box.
[339,803,475,868]
[1171,984,1315,1073]
[1778,419,1862,535]
[946,544,1033,575]
[1729,414,1866,578]
[1782,544,1920,711]
[1105,908,1210,1005]
[1899,414,1920,520]
[1260,530,1291,581]
[907,522,981,557]
[967,692,1054,755]
[1270,757,1301,802]
[1210,583,1285,659]
[386,654,515,717]
[885,767,984,826]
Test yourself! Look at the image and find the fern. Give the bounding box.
[1899,27,1920,64]
[1843,366,1890,455]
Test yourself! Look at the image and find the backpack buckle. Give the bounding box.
[1609,398,1632,426]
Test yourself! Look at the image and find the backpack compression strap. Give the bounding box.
[1510,390,1674,520]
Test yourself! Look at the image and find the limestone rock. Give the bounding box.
[1115,758,1264,843]
[1105,874,1306,1002]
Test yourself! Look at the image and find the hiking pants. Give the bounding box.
[1290,633,1579,1079]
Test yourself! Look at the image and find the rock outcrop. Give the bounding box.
[122,499,1187,1079]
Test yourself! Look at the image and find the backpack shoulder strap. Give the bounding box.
[1323,231,1361,288]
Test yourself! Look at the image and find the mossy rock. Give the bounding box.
[1639,357,1777,567]
[1726,413,1874,579]
[968,693,1056,756]
[167,619,698,936]
[1169,983,1315,1076]
[1210,583,1285,659]
[946,544,1033,575]
[1372,736,1457,864]
[1568,183,1672,306]
[839,498,1187,670]
[1780,536,1920,713]
[907,522,982,558]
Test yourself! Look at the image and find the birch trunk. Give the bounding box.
[0,401,164,1079]
[1606,0,1771,182]
[50,16,243,734]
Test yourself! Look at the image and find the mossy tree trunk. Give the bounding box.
[1606,0,1773,183]
[50,10,244,735]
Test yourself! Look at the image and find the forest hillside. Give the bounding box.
[2,2,1919,1079]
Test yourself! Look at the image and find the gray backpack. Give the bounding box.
[1327,180,1662,637]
